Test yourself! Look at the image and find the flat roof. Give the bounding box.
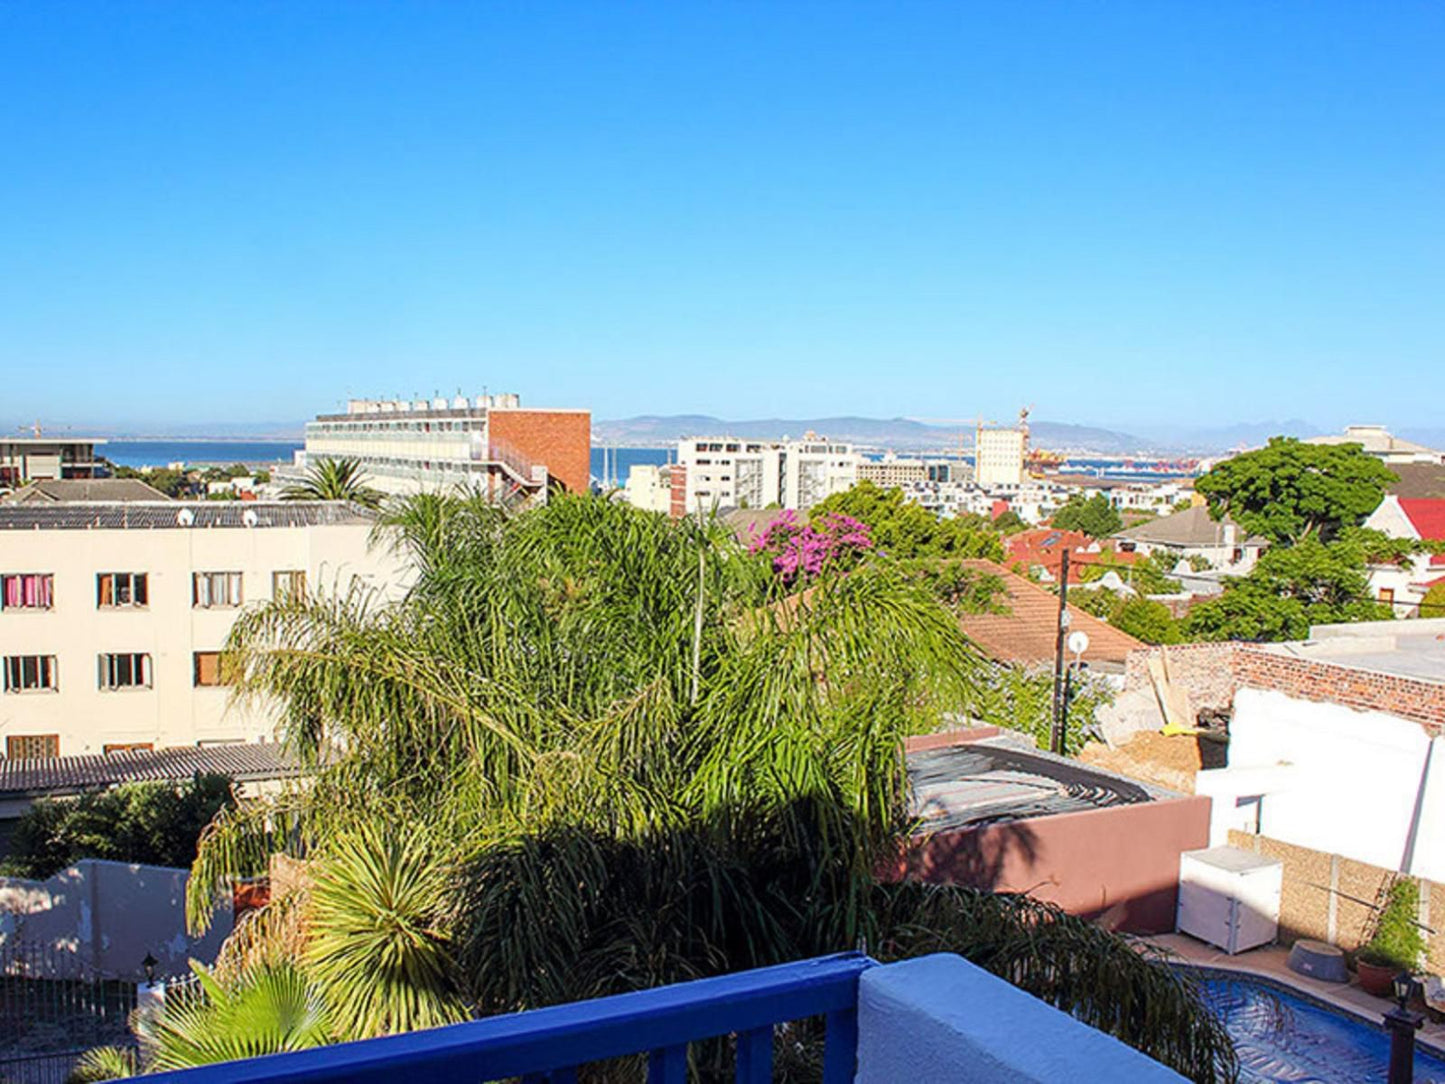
[1257,622,1445,685]
[907,739,1158,832]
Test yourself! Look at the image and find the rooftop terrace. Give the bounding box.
[1258,618,1445,685]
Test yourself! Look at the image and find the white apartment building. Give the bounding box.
[0,502,410,759]
[974,424,1027,486]
[675,436,859,515]
[856,457,927,488]
[290,394,591,501]
[620,464,674,514]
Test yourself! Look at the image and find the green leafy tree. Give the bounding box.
[1183,535,1392,642]
[1112,597,1183,645]
[176,494,1231,1081]
[1420,581,1445,619]
[1194,437,1397,544]
[968,665,1114,755]
[811,481,1004,560]
[1049,493,1123,539]
[282,458,381,508]
[1062,590,1181,645]
[991,509,1027,534]
[114,465,191,498]
[2,775,235,879]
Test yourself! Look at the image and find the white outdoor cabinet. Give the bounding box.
[1177,846,1282,955]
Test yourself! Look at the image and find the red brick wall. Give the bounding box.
[669,464,688,519]
[1232,650,1445,735]
[488,410,591,495]
[1125,641,1445,735]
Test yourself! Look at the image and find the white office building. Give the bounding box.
[675,436,859,515]
[0,501,410,759]
[974,423,1027,487]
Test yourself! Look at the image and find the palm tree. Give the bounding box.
[71,962,329,1078]
[281,457,381,507]
[178,494,1234,1082]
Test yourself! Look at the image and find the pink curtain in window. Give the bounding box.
[4,575,50,608]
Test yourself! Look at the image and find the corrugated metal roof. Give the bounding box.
[0,501,374,531]
[0,743,304,797]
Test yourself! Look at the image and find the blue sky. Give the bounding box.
[3,2,1442,433]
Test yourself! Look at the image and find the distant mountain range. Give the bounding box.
[591,415,1343,455]
[14,414,1440,458]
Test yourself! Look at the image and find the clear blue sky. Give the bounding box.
[3,2,1442,433]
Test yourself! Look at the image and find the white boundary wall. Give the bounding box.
[1197,688,1445,879]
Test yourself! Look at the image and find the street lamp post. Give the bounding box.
[1385,972,1424,1084]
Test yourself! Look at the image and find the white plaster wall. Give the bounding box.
[1201,688,1445,879]
[0,859,230,980]
[855,953,1186,1082]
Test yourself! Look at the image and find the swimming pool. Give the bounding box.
[1192,969,1445,1083]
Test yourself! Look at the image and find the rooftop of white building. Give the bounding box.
[1255,618,1445,685]
[0,500,375,531]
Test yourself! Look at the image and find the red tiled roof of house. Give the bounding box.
[955,559,1144,667]
[1399,499,1445,542]
[1005,529,1137,585]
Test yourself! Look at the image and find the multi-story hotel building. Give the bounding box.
[673,436,859,516]
[291,394,591,500]
[0,501,410,759]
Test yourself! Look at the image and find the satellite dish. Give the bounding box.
[1068,630,1090,657]
[176,508,195,527]
[242,509,258,528]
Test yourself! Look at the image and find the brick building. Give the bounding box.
[289,394,590,501]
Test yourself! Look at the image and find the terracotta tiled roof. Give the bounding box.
[0,743,304,798]
[954,559,1144,667]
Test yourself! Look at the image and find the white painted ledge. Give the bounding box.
[855,953,1187,1083]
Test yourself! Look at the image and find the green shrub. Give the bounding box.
[1358,878,1424,971]
[1,774,235,879]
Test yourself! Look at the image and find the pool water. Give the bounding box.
[1197,972,1445,1083]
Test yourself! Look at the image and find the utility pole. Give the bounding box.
[1050,548,1071,755]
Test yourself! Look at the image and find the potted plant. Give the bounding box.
[1355,878,1425,997]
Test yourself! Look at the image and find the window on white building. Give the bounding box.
[97,572,148,608]
[272,570,306,602]
[99,653,152,690]
[1,573,53,610]
[193,572,243,608]
[3,655,57,693]
[6,734,59,759]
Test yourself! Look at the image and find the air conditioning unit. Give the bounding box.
[1177,846,1282,955]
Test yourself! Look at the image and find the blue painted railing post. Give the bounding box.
[822,1005,860,1084]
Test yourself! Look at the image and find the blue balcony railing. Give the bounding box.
[147,952,876,1084]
